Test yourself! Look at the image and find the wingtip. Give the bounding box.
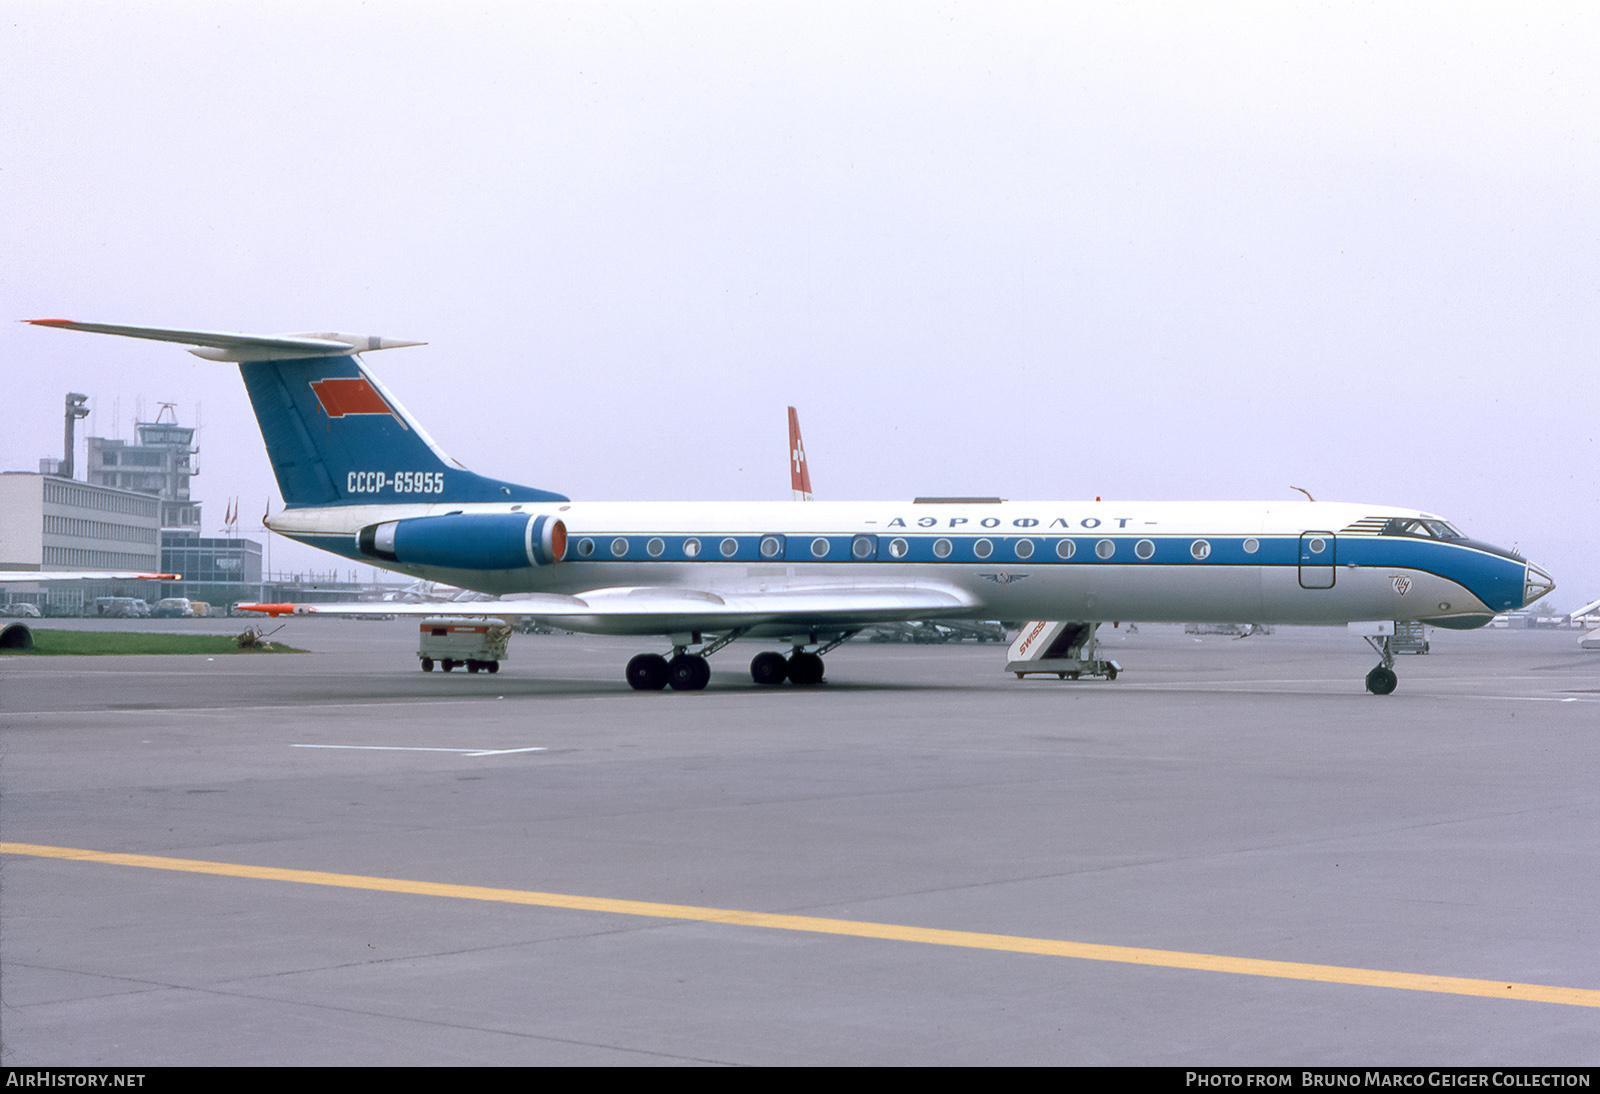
[237,603,302,617]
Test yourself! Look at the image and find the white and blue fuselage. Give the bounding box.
[267,497,1541,637]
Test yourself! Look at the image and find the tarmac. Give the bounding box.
[1,619,1596,1065]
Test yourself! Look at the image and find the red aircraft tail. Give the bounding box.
[787,406,813,501]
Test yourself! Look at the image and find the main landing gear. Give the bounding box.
[749,649,826,687]
[749,631,858,688]
[625,652,708,691]
[626,627,750,692]
[624,629,857,691]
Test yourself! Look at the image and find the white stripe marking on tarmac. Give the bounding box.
[292,744,546,756]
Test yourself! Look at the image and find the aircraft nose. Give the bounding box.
[1523,563,1556,608]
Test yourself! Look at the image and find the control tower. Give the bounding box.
[86,404,201,531]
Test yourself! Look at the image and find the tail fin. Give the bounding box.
[787,406,813,501]
[26,321,567,508]
[237,354,567,506]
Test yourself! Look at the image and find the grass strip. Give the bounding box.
[2,629,305,655]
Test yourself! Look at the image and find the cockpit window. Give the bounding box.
[1382,519,1461,540]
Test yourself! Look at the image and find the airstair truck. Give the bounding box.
[1005,620,1120,680]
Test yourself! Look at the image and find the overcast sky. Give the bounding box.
[4,3,1595,607]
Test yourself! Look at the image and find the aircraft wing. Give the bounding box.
[240,583,975,636]
[0,572,179,583]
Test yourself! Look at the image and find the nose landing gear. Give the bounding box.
[1362,630,1399,695]
[1365,663,1398,695]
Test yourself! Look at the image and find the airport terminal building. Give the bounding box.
[159,533,264,608]
[0,470,163,610]
[5,399,361,614]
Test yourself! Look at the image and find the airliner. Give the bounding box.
[27,320,1554,694]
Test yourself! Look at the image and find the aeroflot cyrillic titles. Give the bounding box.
[884,515,1137,528]
[27,319,1555,694]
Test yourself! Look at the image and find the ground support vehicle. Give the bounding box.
[418,617,511,673]
[1005,620,1121,681]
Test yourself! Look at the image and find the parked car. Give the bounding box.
[152,597,196,618]
[1,603,42,618]
[93,597,151,618]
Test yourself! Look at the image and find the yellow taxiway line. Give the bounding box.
[4,841,1595,1009]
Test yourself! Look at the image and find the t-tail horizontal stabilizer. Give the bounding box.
[25,320,425,362]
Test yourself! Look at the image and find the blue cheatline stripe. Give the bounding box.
[561,533,1289,566]
[285,528,1523,612]
[564,533,1333,568]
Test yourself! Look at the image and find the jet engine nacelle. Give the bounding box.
[358,512,566,570]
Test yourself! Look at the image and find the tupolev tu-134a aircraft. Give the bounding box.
[29,319,1555,694]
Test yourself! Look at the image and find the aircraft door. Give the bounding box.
[1298,532,1336,589]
